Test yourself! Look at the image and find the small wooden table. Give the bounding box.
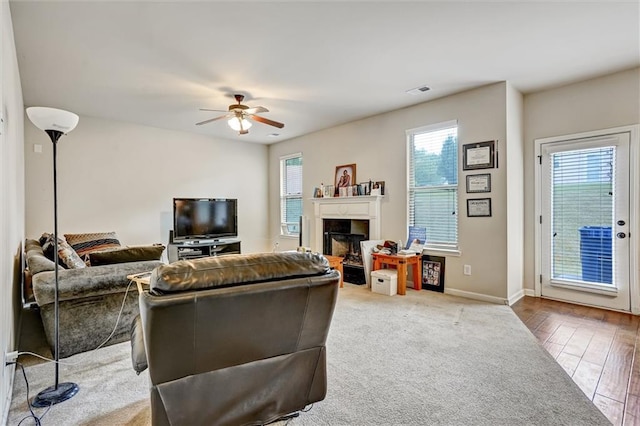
[324,255,344,288]
[371,253,422,295]
[127,272,152,294]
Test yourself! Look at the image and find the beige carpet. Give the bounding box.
[8,285,610,425]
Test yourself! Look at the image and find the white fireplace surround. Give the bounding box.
[311,195,382,252]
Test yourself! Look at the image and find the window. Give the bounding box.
[407,120,458,251]
[280,153,303,236]
[550,146,614,283]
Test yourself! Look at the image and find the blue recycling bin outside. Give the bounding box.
[579,226,612,284]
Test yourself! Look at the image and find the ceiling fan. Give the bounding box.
[196,94,285,135]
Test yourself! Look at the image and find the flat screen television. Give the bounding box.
[173,198,237,241]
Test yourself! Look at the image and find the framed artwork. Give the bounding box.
[465,173,491,193]
[359,182,371,196]
[373,180,385,195]
[422,255,445,292]
[462,140,495,170]
[334,164,356,195]
[467,198,492,217]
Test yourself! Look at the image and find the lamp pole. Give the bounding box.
[27,108,80,407]
[50,130,61,390]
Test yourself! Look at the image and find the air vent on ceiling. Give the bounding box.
[406,85,431,95]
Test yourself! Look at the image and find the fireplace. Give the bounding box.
[312,195,382,285]
[323,219,369,284]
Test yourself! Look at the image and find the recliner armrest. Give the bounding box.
[130,314,148,374]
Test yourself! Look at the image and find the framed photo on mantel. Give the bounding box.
[334,164,356,196]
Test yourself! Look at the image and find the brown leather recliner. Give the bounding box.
[130,252,340,426]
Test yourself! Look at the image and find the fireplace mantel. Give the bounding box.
[311,195,382,252]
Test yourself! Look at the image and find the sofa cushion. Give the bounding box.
[89,244,165,266]
[150,252,330,294]
[64,232,122,261]
[40,233,86,269]
[57,241,86,269]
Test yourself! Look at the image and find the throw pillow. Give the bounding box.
[40,233,86,269]
[64,232,122,262]
[88,244,165,266]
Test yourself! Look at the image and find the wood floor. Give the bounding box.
[512,297,639,426]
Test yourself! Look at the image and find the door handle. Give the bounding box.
[617,232,626,239]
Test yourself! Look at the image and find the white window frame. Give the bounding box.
[406,120,460,254]
[280,152,303,237]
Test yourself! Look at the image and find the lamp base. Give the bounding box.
[32,382,79,407]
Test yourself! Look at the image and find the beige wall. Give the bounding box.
[268,69,639,303]
[25,115,271,254]
[269,83,513,301]
[1,1,24,422]
[523,67,640,291]
[506,83,525,302]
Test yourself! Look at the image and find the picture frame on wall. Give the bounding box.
[334,164,356,196]
[465,173,491,193]
[467,198,492,217]
[462,140,496,170]
[422,255,445,293]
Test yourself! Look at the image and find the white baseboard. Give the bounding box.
[524,288,536,297]
[507,289,526,306]
[1,363,15,426]
[445,288,509,305]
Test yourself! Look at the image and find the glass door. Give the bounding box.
[539,132,630,311]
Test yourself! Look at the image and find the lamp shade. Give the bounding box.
[228,116,252,132]
[26,107,79,133]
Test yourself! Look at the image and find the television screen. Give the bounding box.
[173,198,237,240]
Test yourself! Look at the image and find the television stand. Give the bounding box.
[168,238,241,263]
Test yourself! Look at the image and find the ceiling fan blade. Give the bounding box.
[199,108,229,112]
[195,114,231,126]
[248,114,285,129]
[244,106,269,115]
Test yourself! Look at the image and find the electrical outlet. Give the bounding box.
[463,265,472,276]
[5,351,18,365]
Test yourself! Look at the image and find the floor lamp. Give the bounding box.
[26,106,80,407]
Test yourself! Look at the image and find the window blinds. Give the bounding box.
[281,154,303,235]
[550,147,614,284]
[408,123,458,249]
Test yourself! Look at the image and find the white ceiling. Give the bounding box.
[10,1,640,144]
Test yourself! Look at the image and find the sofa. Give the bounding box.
[130,251,340,426]
[25,236,164,358]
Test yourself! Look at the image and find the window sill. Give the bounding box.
[422,248,461,257]
[279,234,299,240]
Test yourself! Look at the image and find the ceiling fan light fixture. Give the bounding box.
[228,116,252,132]
[197,93,283,133]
